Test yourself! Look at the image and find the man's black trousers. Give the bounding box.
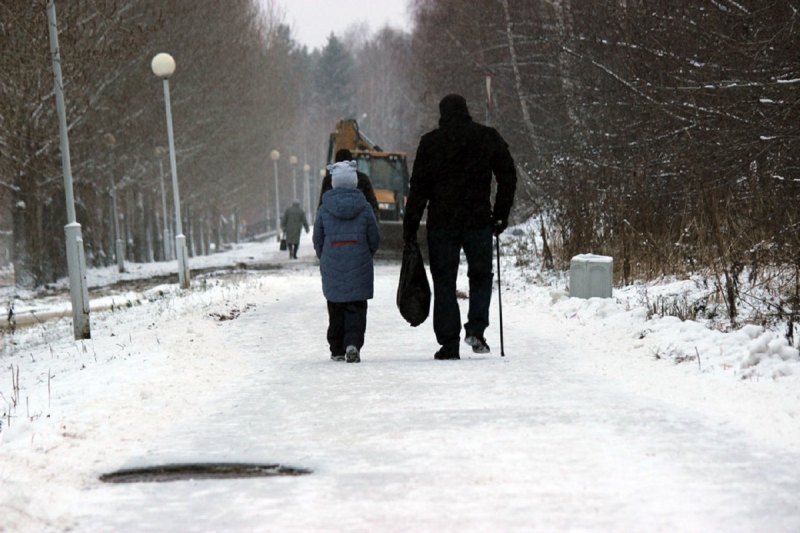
[427,226,494,351]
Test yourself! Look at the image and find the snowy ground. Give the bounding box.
[1,230,799,532]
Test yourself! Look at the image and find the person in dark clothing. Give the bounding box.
[313,160,380,363]
[319,148,380,222]
[403,94,517,360]
[281,199,309,259]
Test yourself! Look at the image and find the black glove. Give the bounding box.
[493,218,508,236]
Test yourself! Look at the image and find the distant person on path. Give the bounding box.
[313,160,380,363]
[281,199,309,259]
[403,93,517,360]
[319,148,380,222]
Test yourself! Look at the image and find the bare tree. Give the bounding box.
[0,0,302,285]
[410,0,800,327]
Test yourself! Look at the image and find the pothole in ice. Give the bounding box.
[99,462,312,483]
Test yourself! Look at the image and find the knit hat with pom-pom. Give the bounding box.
[327,161,358,189]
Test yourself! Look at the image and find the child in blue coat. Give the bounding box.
[313,160,380,363]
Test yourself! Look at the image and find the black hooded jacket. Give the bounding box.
[403,94,517,237]
[318,169,380,222]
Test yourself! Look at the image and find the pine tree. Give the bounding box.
[314,34,355,124]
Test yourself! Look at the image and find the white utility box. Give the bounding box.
[569,254,613,299]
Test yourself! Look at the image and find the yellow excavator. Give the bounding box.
[327,119,423,256]
[327,119,409,220]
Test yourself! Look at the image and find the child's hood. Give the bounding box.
[321,188,367,221]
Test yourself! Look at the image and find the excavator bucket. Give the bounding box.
[374,221,427,261]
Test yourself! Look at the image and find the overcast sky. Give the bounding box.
[273,0,412,51]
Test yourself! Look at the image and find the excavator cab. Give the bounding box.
[352,151,408,221]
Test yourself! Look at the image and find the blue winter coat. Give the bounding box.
[313,188,380,302]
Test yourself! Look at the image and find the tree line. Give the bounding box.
[0,0,419,289]
[3,0,799,330]
[2,0,294,285]
[411,0,800,329]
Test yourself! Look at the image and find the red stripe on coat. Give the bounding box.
[332,240,358,246]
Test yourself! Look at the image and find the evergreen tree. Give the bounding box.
[314,34,355,124]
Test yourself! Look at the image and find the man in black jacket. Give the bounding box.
[403,94,517,360]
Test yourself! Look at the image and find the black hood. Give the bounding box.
[438,94,471,127]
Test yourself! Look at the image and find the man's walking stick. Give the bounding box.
[495,233,505,357]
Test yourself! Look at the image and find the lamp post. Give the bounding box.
[270,149,280,239]
[154,146,171,261]
[303,163,311,217]
[103,133,125,273]
[46,0,90,339]
[151,53,190,289]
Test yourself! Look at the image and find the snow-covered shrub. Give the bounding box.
[740,330,799,369]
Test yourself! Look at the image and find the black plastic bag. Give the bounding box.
[279,236,287,251]
[397,242,431,326]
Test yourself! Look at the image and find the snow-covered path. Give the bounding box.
[62,262,800,533]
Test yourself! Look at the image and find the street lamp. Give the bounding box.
[270,149,280,239]
[151,52,190,289]
[47,0,90,339]
[103,133,124,273]
[290,155,298,200]
[154,146,171,261]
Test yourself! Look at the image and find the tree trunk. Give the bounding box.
[500,0,536,146]
[186,203,195,257]
[145,193,155,263]
[12,198,35,289]
[551,0,581,141]
[213,206,222,253]
[132,188,145,262]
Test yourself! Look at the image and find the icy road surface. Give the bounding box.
[3,258,800,532]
